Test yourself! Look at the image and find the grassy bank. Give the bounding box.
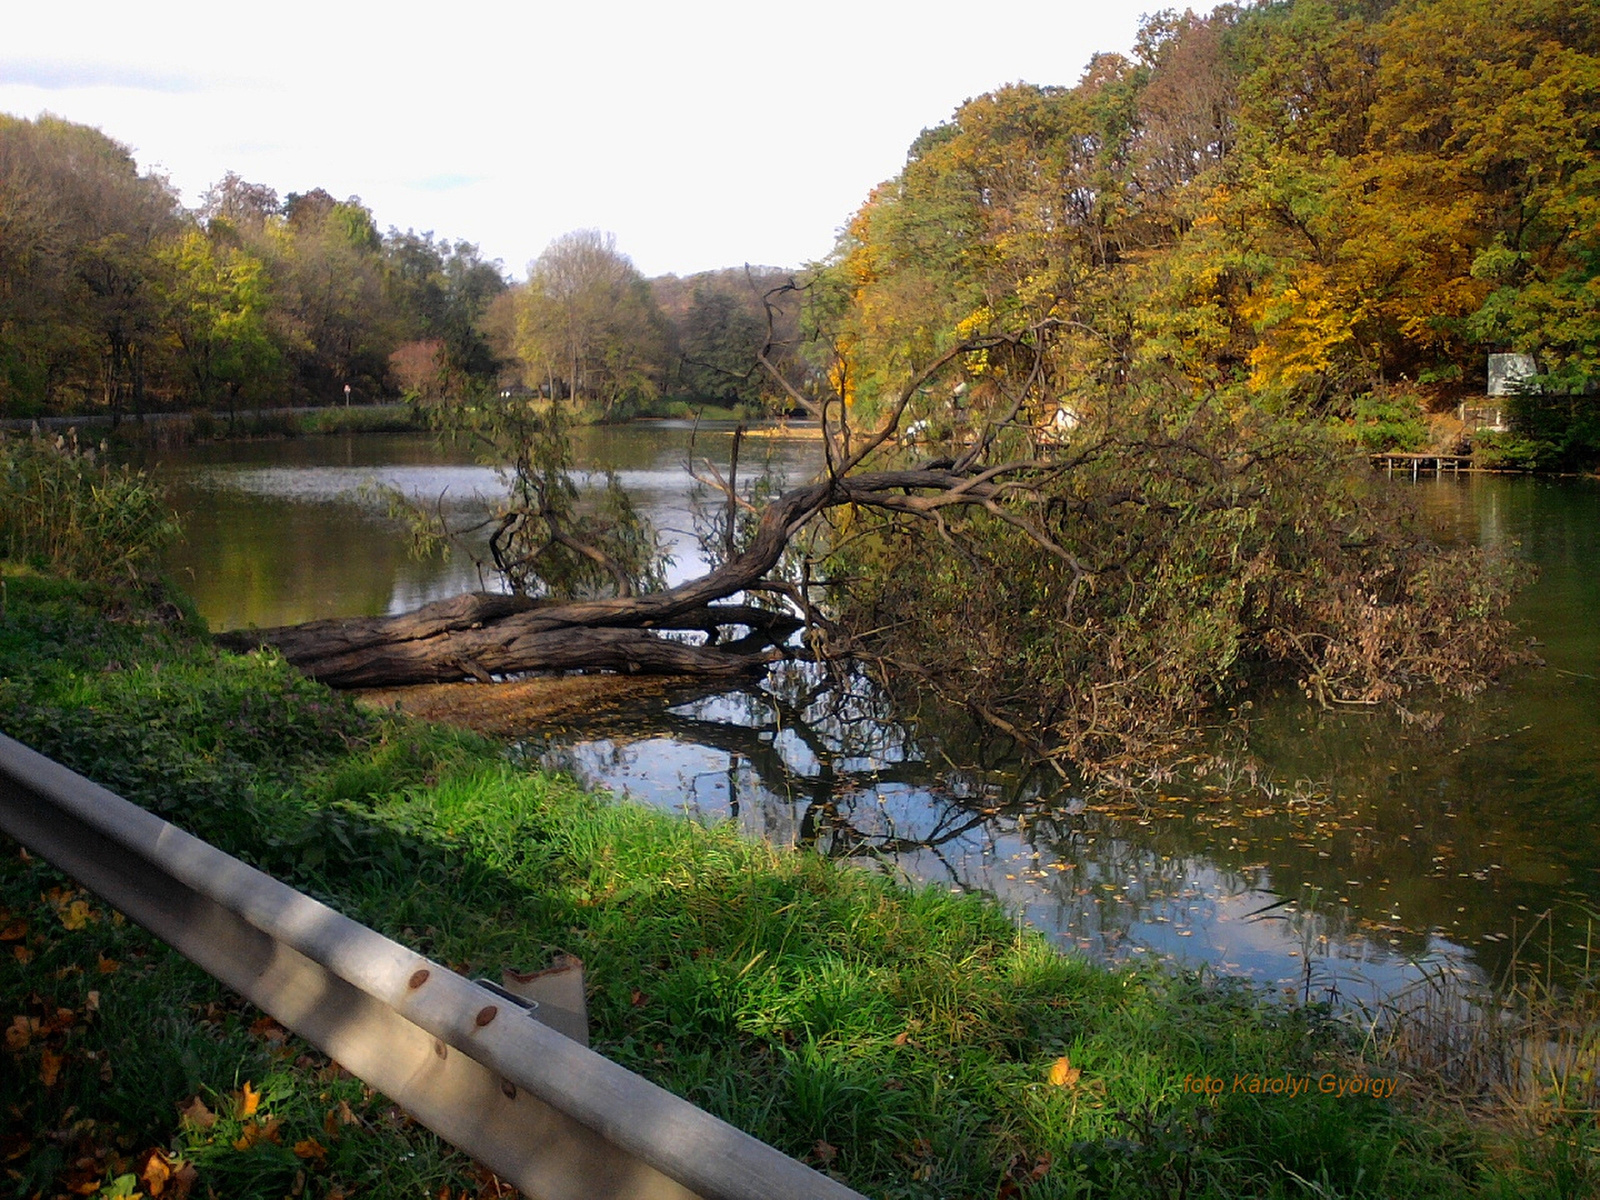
[0,574,1593,1198]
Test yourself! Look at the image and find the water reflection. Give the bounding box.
[153,432,1600,999]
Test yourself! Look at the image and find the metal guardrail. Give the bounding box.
[0,731,864,1200]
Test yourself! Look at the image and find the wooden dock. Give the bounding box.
[1371,452,1471,477]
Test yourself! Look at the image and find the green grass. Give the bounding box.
[1,571,1594,1198]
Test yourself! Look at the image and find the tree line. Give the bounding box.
[817,0,1599,468]
[0,116,804,422]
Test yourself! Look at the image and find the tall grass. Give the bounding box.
[1361,912,1600,1114]
[1353,911,1600,1195]
[0,430,179,581]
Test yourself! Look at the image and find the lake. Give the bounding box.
[153,425,1600,1003]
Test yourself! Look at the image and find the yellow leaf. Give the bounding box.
[1047,1056,1081,1088]
[60,900,90,931]
[237,1080,260,1118]
[140,1150,173,1197]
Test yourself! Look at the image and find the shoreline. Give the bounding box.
[0,572,1594,1196]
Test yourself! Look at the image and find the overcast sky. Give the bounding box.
[2,1,1193,281]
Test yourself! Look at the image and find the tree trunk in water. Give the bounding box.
[214,464,1017,688]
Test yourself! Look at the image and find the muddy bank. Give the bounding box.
[354,674,704,737]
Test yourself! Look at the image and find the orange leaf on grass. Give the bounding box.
[236,1080,260,1118]
[168,1162,198,1200]
[139,1148,173,1196]
[1047,1056,1081,1087]
[232,1116,282,1151]
[249,1016,287,1042]
[177,1097,216,1130]
[97,954,121,975]
[5,1015,36,1050]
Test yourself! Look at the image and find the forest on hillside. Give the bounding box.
[819,0,1599,469]
[1,0,1596,463]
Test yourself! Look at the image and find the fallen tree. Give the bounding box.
[220,320,1525,774]
[219,330,1069,686]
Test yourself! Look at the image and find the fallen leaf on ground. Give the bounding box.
[39,1047,65,1086]
[176,1097,216,1130]
[168,1163,197,1200]
[249,1016,286,1043]
[59,900,91,931]
[292,1137,326,1164]
[97,954,121,975]
[5,1015,37,1050]
[1047,1056,1081,1087]
[235,1081,260,1119]
[0,919,27,940]
[139,1149,173,1196]
[232,1116,282,1151]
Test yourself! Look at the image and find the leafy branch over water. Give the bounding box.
[227,318,1527,779]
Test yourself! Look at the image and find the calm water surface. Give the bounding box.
[154,429,1600,1001]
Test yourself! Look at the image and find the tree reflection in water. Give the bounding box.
[519,660,1553,1000]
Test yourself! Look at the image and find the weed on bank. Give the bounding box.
[0,573,1592,1198]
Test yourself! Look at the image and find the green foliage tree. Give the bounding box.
[516,230,669,418]
[0,116,180,418]
[676,286,767,406]
[154,228,279,421]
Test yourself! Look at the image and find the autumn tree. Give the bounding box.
[0,116,180,418]
[516,230,670,417]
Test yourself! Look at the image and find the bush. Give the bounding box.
[1472,429,1559,471]
[1342,390,1429,452]
[0,430,179,581]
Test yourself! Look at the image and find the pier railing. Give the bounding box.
[1371,452,1471,477]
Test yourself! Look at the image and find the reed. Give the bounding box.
[0,429,179,582]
